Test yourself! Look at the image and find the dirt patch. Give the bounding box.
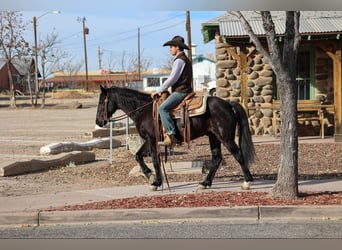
[0,94,342,208]
[1,138,341,197]
[48,191,342,211]
[51,91,92,99]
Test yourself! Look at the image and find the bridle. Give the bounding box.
[103,94,110,123]
[102,93,155,123]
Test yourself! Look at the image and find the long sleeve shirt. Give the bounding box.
[156,57,185,94]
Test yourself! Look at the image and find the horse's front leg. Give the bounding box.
[135,141,154,183]
[198,133,222,189]
[149,141,163,191]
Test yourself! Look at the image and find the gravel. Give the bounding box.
[0,94,341,209]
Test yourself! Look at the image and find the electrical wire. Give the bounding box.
[60,12,186,51]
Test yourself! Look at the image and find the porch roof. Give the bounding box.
[202,11,342,43]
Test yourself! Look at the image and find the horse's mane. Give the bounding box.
[108,86,152,109]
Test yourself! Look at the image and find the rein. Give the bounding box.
[103,94,154,123]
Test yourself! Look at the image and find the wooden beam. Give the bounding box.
[225,44,250,113]
[333,45,342,142]
[240,47,248,113]
[225,46,240,61]
[319,42,342,142]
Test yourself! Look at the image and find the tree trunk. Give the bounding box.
[229,11,301,199]
[271,74,299,199]
[6,63,16,108]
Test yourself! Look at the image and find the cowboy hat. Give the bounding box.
[163,35,189,50]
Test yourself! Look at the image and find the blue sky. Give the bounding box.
[4,0,342,73]
[21,10,224,72]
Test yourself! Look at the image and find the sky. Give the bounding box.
[4,0,342,75]
[20,10,225,72]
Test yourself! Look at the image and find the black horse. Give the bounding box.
[96,85,255,191]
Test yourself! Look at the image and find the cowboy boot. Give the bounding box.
[158,133,172,146]
[158,133,181,147]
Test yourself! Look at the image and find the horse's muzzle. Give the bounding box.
[95,119,107,127]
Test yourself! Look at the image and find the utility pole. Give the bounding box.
[186,10,193,89]
[98,47,102,70]
[33,16,38,106]
[138,28,141,80]
[186,10,192,62]
[78,16,89,91]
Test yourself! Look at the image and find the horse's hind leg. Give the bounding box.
[135,141,153,183]
[223,140,253,183]
[198,133,222,189]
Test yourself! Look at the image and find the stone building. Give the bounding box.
[202,11,342,141]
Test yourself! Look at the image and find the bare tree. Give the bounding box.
[230,11,301,199]
[119,50,127,72]
[38,31,68,107]
[161,52,174,71]
[55,57,83,89]
[106,51,118,71]
[0,11,30,108]
[104,50,151,87]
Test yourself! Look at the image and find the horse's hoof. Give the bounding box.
[241,181,250,190]
[149,185,158,191]
[148,174,155,184]
[197,184,207,190]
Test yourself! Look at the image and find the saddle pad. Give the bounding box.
[172,94,208,119]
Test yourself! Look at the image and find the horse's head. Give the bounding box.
[95,85,118,127]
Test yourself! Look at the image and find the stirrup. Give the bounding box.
[158,133,172,147]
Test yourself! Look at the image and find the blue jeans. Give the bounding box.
[159,91,187,135]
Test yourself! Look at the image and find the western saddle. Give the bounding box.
[154,91,208,147]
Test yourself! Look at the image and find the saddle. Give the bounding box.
[172,92,208,124]
[154,91,208,147]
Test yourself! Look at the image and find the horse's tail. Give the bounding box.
[230,101,256,168]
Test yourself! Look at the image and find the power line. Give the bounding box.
[85,12,185,44]
[64,18,185,51]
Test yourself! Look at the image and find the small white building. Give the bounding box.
[192,54,216,92]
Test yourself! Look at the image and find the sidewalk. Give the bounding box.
[1,178,342,227]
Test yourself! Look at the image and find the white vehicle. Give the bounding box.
[206,80,217,96]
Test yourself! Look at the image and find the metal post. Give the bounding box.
[126,116,129,150]
[109,121,113,164]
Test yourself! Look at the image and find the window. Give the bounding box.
[146,77,160,87]
[12,74,21,84]
[296,49,314,100]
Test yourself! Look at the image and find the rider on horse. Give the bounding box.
[150,35,193,147]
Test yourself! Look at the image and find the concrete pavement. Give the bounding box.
[0,178,342,227]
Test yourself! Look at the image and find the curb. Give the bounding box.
[38,206,259,225]
[1,205,342,227]
[260,205,342,221]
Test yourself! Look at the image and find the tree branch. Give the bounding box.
[229,11,271,62]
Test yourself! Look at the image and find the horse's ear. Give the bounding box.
[100,85,106,93]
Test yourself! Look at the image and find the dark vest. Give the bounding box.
[172,52,193,93]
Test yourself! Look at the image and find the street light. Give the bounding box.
[33,11,60,105]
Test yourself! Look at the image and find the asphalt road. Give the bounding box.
[1,220,342,238]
